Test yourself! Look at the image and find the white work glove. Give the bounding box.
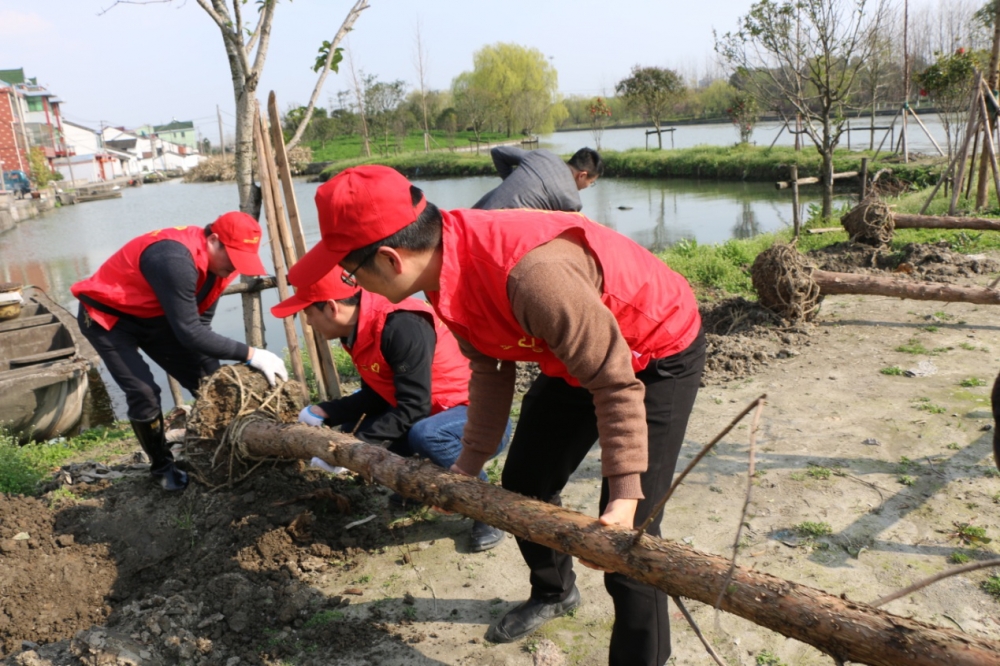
[298,405,326,427]
[246,347,288,387]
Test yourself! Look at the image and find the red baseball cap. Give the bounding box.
[212,211,268,276]
[271,266,358,318]
[288,166,426,288]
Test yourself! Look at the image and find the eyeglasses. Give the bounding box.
[340,247,380,287]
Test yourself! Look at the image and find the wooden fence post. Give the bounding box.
[860,157,869,200]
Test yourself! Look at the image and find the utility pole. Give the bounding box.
[217,105,225,155]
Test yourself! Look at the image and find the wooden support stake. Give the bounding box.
[859,157,869,199]
[255,110,326,400]
[950,75,984,215]
[790,165,800,238]
[967,121,981,202]
[268,92,342,399]
[252,107,306,386]
[240,278,265,348]
[231,419,1000,666]
[906,107,945,156]
[979,89,1000,209]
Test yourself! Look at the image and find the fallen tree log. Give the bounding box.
[750,243,1000,321]
[226,416,1000,666]
[842,199,1000,245]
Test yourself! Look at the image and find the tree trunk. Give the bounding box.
[233,420,1000,666]
[821,119,834,220]
[813,269,1000,304]
[893,213,1000,231]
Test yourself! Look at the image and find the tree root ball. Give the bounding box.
[841,198,895,246]
[182,365,309,487]
[750,243,823,322]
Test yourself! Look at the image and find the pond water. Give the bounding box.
[0,169,845,418]
[543,114,950,156]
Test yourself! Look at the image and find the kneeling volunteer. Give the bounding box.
[271,267,511,552]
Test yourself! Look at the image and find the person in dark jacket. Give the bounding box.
[72,212,287,491]
[472,146,603,212]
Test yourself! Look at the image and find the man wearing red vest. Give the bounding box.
[270,269,510,552]
[72,212,288,492]
[287,166,706,665]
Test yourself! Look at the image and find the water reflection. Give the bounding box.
[733,200,761,240]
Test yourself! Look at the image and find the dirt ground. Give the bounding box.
[5,241,1000,666]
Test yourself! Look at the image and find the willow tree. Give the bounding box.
[460,43,561,136]
[103,0,370,212]
[716,0,890,219]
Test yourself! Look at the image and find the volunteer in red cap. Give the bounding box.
[289,166,705,665]
[271,269,511,552]
[73,212,288,491]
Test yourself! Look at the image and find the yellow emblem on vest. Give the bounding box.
[370,362,380,374]
[517,337,544,353]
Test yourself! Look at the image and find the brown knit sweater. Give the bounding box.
[454,234,647,502]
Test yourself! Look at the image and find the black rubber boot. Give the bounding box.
[131,414,188,491]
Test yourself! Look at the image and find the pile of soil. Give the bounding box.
[699,297,810,385]
[4,461,402,666]
[809,241,1000,281]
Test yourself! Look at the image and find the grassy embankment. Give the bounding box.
[0,423,134,495]
[305,129,511,163]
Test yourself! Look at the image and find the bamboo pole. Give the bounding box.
[979,86,1000,207]
[252,107,306,386]
[790,165,800,238]
[920,90,983,215]
[267,91,341,399]
[859,157,868,200]
[167,376,184,409]
[906,107,945,157]
[255,112,327,401]
[232,419,1000,666]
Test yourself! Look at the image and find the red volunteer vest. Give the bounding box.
[71,226,236,330]
[345,290,470,415]
[427,209,701,384]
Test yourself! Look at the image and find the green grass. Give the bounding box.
[0,424,133,495]
[304,610,344,627]
[807,466,832,480]
[896,339,931,355]
[306,129,509,163]
[960,377,988,387]
[756,650,788,666]
[898,474,916,486]
[984,574,1000,599]
[795,521,833,538]
[950,551,971,564]
[880,366,905,376]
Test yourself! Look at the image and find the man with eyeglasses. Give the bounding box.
[288,165,705,666]
[472,146,603,212]
[272,268,511,553]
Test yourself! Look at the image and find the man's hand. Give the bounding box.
[578,498,639,572]
[298,405,327,427]
[246,347,289,387]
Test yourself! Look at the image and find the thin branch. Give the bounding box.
[871,557,1000,608]
[671,596,729,666]
[633,394,767,543]
[194,0,229,33]
[715,397,765,610]
[97,0,174,16]
[286,0,370,150]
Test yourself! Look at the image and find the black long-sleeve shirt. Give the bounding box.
[316,310,436,444]
[139,240,249,361]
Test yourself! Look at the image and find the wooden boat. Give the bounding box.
[0,287,101,441]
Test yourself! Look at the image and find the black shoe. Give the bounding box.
[485,586,581,643]
[469,521,504,552]
[151,461,188,491]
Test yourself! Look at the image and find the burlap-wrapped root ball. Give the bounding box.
[750,243,823,322]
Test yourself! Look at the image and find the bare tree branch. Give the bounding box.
[872,558,1000,608]
[97,0,174,16]
[286,0,370,150]
[249,0,278,80]
[671,597,729,666]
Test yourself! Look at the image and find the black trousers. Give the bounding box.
[502,330,706,666]
[77,305,219,421]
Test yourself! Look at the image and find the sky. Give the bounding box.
[0,0,939,142]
